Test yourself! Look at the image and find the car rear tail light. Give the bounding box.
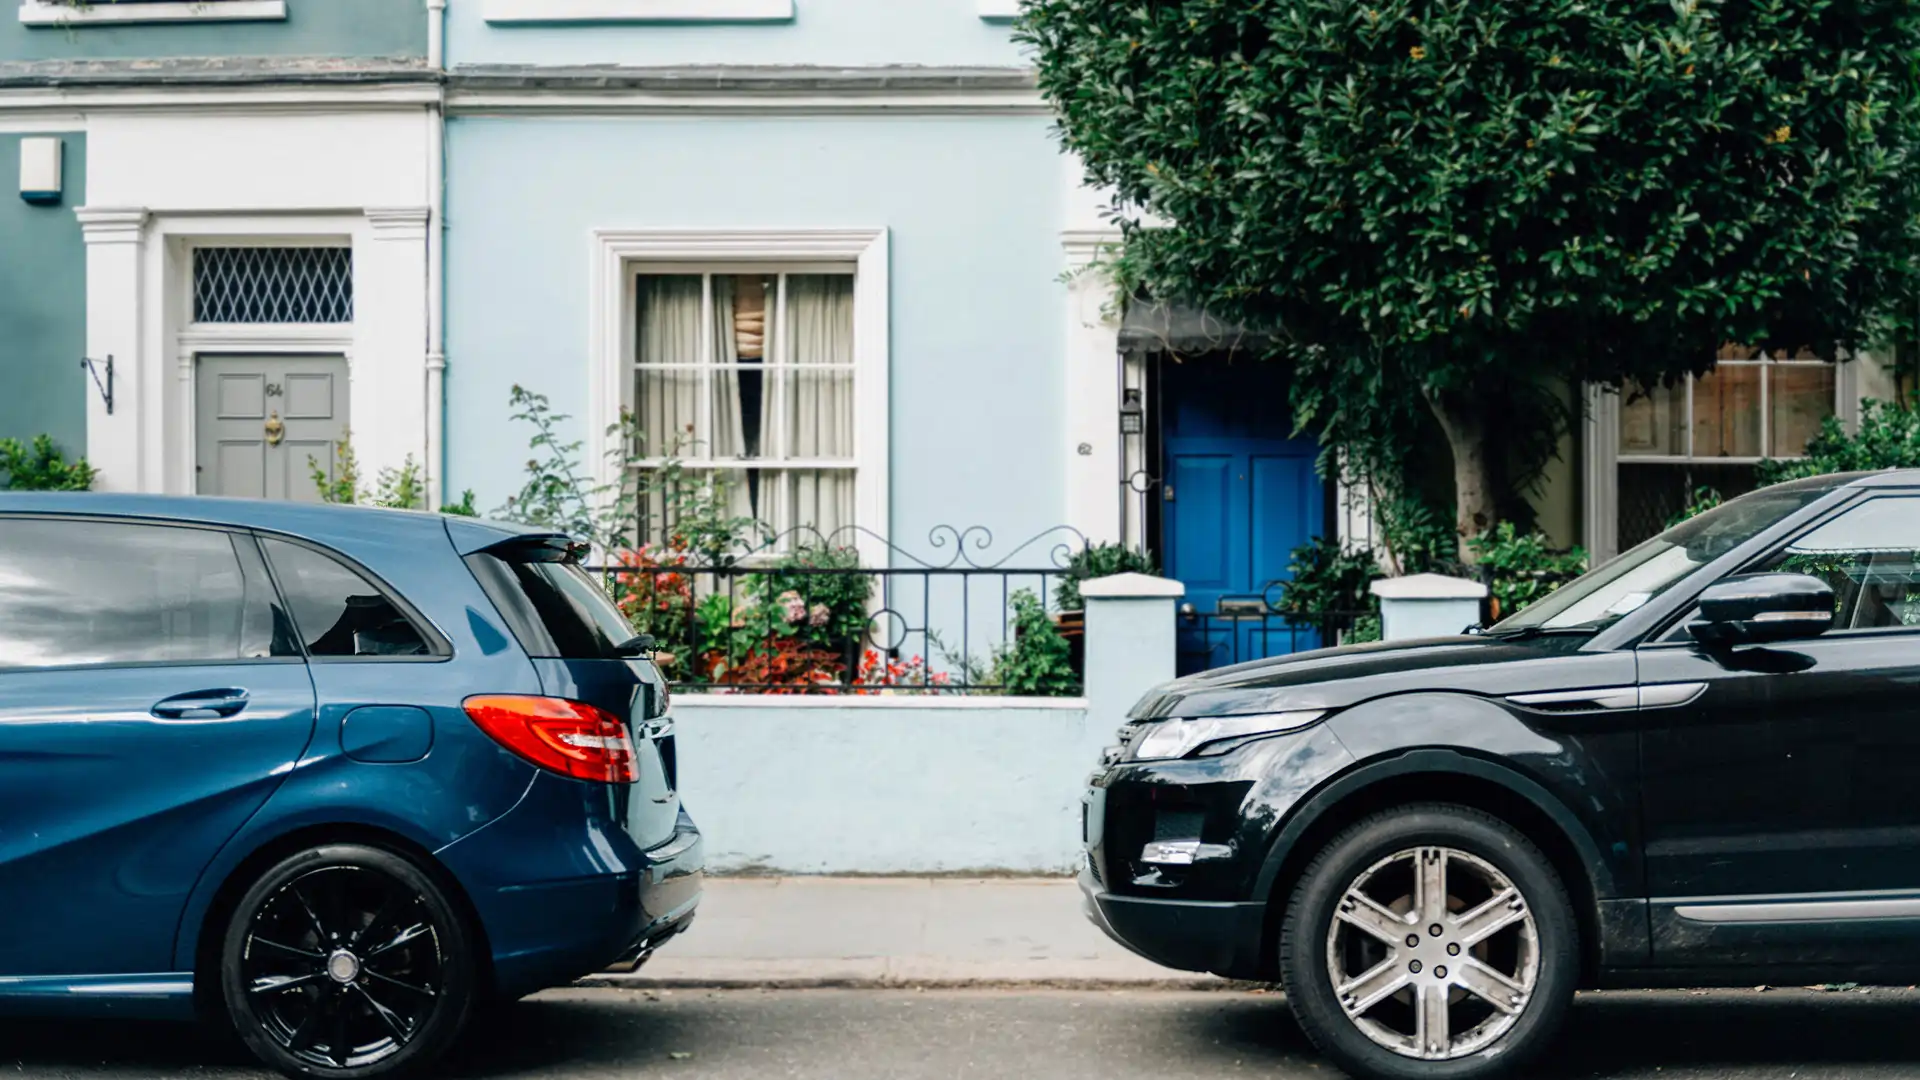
[463,695,637,783]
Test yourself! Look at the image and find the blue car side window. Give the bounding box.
[260,537,435,658]
[0,516,281,669]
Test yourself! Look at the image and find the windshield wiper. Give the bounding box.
[1484,621,1611,642]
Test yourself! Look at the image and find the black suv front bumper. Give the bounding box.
[1079,865,1268,977]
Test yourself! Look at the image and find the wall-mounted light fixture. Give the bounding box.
[1120,387,1145,435]
[20,137,61,205]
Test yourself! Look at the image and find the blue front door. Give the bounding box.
[1160,361,1324,674]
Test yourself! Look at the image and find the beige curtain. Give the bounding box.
[636,275,702,455]
[634,276,701,543]
[772,275,857,540]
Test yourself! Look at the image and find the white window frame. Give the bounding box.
[1615,356,1841,465]
[589,229,890,566]
[1583,355,1859,562]
[20,1,287,26]
[483,0,791,24]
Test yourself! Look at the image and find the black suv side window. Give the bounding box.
[261,537,435,658]
[1759,496,1920,631]
[0,517,280,668]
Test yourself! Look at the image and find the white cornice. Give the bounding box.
[20,0,286,26]
[75,206,149,244]
[449,66,1043,117]
[483,0,792,23]
[978,0,1021,18]
[0,65,1051,118]
[448,88,1045,116]
[0,83,441,114]
[593,227,885,261]
[366,206,432,241]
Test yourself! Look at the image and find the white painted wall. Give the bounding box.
[86,110,429,209]
[77,107,435,496]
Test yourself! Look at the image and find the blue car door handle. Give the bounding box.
[152,689,250,720]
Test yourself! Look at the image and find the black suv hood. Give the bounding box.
[1129,634,1589,719]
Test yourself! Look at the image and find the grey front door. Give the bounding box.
[196,356,349,501]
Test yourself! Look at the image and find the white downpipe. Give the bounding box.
[425,0,448,505]
[427,0,446,68]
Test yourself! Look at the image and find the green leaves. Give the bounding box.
[1022,0,1920,550]
[1758,398,1920,482]
[0,435,94,492]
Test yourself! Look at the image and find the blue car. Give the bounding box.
[0,494,703,1078]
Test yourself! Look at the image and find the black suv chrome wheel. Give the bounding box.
[1281,804,1577,1080]
[221,844,476,1079]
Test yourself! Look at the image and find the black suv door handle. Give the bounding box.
[152,689,250,720]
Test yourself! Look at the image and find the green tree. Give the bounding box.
[1021,0,1920,559]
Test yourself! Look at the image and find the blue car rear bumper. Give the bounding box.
[436,777,705,999]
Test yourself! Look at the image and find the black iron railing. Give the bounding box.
[1176,607,1377,676]
[589,525,1087,696]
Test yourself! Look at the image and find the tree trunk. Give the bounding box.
[1424,389,1498,565]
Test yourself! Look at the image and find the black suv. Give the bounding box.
[1082,470,1920,1080]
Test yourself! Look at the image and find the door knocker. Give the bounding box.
[264,411,285,447]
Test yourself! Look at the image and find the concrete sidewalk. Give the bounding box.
[585,877,1231,990]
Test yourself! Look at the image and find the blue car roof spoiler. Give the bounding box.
[443,516,573,557]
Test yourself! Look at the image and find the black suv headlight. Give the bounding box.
[1128,710,1327,762]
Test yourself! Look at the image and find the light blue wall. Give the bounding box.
[0,133,86,457]
[1,0,424,62]
[677,697,1091,873]
[444,115,1068,550]
[449,0,1022,68]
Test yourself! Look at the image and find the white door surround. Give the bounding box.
[76,210,431,498]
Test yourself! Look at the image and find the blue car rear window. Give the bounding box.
[465,546,636,660]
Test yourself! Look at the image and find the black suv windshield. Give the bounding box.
[1488,484,1836,638]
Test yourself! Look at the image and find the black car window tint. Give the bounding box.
[0,517,258,668]
[261,538,431,657]
[1763,497,1920,631]
[463,548,630,660]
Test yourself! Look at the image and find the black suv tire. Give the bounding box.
[1279,803,1578,1080]
[220,843,477,1080]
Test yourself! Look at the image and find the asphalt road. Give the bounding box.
[6,987,1920,1080]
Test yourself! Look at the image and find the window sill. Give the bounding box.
[977,0,1019,19]
[482,0,793,24]
[19,0,287,25]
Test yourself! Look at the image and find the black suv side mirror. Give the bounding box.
[1689,572,1835,646]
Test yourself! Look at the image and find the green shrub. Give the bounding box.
[1057,542,1157,612]
[1759,399,1920,484]
[744,545,873,650]
[1466,523,1588,620]
[1276,537,1379,616]
[0,435,94,491]
[309,428,476,515]
[992,590,1081,697]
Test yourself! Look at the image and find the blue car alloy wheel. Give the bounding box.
[221,844,478,1079]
